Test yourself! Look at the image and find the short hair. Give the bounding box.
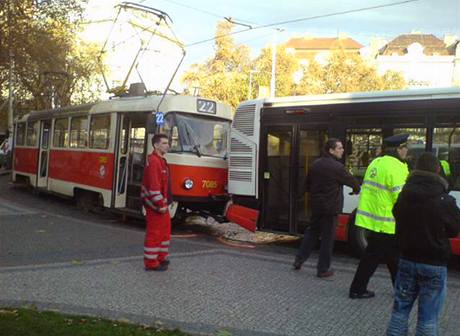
[324,138,341,152]
[152,133,168,146]
[415,152,440,173]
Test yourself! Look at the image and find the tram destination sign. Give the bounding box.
[197,99,216,114]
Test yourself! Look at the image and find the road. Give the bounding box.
[1,174,460,336]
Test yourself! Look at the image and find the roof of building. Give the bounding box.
[285,37,363,50]
[379,34,450,56]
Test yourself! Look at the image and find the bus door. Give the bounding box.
[260,126,295,233]
[294,128,327,234]
[36,120,51,188]
[114,115,131,207]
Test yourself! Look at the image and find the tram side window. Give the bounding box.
[89,115,111,149]
[345,129,382,180]
[433,127,460,190]
[70,116,88,148]
[16,123,26,146]
[53,118,69,148]
[26,121,39,147]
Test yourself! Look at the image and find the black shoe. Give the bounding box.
[293,257,303,270]
[349,290,375,299]
[161,259,170,266]
[317,270,334,278]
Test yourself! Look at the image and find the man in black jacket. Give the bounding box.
[293,138,360,277]
[386,152,460,336]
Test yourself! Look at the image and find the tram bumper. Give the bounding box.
[224,201,258,232]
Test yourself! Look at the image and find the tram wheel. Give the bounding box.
[348,210,369,257]
[75,189,100,213]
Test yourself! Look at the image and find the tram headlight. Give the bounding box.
[183,178,194,190]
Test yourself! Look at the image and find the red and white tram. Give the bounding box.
[12,90,232,220]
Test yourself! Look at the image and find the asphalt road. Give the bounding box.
[2,174,460,336]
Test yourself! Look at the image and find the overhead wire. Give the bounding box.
[185,0,420,47]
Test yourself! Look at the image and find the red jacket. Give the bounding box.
[141,152,169,212]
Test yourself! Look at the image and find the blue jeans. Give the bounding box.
[386,258,447,336]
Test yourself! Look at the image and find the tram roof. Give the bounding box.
[17,94,232,122]
[252,87,460,108]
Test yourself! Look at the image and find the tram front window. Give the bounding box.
[163,113,230,158]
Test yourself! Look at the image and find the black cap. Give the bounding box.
[383,133,409,148]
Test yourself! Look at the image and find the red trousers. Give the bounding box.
[144,208,171,269]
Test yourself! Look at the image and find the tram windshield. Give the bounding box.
[163,112,230,158]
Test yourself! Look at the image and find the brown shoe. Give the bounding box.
[317,270,334,278]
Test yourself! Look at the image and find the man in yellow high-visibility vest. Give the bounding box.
[349,133,410,299]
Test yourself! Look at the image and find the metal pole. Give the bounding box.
[270,31,277,98]
[7,0,14,132]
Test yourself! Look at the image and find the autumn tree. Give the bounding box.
[182,20,251,109]
[297,48,406,94]
[252,45,299,98]
[0,0,103,122]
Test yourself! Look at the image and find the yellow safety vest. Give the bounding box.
[355,155,409,234]
[440,160,451,177]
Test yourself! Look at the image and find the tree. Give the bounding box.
[297,48,406,94]
[0,0,103,118]
[182,20,251,109]
[253,45,299,98]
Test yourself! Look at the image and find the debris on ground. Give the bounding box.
[179,216,299,245]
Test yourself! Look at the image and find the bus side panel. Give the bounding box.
[48,150,114,190]
[14,147,39,174]
[169,164,227,197]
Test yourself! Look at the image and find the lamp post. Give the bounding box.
[248,69,259,100]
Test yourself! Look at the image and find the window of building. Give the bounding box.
[26,121,39,147]
[53,118,69,148]
[89,115,111,149]
[70,116,88,148]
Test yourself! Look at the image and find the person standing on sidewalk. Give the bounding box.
[141,133,171,271]
[349,134,410,299]
[293,138,360,278]
[386,152,460,336]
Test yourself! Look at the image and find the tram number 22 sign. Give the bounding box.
[197,99,216,114]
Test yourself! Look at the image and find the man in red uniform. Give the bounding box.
[141,133,171,271]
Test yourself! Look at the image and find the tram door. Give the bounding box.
[37,120,51,188]
[114,115,131,207]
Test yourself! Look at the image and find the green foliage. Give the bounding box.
[0,307,189,336]
[0,0,103,116]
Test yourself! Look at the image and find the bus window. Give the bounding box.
[345,129,382,180]
[53,118,69,148]
[394,128,426,169]
[16,123,26,146]
[433,127,460,190]
[70,116,88,148]
[89,115,111,149]
[26,121,39,147]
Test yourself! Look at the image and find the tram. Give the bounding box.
[12,86,232,220]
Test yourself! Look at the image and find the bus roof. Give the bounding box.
[252,87,460,108]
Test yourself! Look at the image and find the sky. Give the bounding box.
[85,0,460,90]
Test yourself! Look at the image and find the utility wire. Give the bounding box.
[186,0,419,47]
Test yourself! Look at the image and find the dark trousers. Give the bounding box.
[350,231,399,294]
[296,213,337,273]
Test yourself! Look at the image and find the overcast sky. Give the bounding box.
[139,0,460,67]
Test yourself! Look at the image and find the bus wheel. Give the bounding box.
[348,211,369,257]
[75,190,99,213]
